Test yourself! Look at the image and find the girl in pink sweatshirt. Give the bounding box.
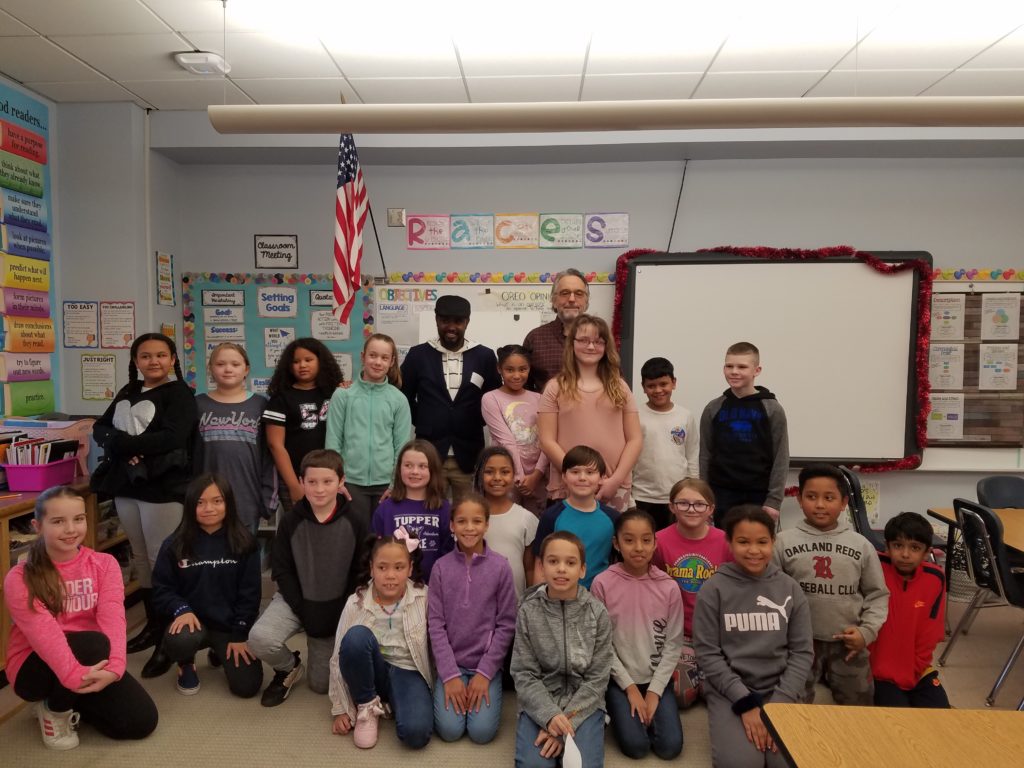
[591,509,686,760]
[3,486,158,750]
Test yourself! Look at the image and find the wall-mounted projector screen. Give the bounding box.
[620,252,930,464]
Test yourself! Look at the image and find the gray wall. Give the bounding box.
[51,105,1024,522]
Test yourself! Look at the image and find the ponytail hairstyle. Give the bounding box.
[23,486,87,615]
[496,343,538,392]
[556,314,627,407]
[472,445,516,495]
[173,473,255,561]
[362,333,402,387]
[127,333,184,395]
[354,532,425,595]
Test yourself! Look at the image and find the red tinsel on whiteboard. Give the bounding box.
[612,245,933,476]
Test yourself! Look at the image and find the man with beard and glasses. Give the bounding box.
[523,268,591,389]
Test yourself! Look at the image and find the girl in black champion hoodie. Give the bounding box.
[693,505,813,768]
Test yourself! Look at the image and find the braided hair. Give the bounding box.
[127,333,182,394]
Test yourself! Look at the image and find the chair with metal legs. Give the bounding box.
[936,498,1024,706]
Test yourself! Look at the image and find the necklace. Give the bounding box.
[373,592,399,629]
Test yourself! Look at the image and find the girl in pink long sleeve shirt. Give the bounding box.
[4,486,157,750]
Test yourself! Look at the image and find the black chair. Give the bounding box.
[977,475,1024,508]
[936,498,1024,706]
[838,466,885,553]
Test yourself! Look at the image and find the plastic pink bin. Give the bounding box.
[2,457,77,492]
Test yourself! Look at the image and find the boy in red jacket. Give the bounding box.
[869,512,950,707]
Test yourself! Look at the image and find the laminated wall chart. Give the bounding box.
[181,272,370,394]
[0,85,55,416]
[929,278,1024,447]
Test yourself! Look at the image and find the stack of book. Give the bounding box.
[3,436,79,466]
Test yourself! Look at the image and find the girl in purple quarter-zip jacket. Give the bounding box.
[428,493,517,744]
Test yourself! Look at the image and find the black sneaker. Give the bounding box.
[260,651,304,707]
[207,649,222,668]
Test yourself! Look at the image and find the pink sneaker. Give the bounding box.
[353,696,386,749]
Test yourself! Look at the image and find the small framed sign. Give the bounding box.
[254,234,298,269]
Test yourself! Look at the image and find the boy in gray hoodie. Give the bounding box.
[771,464,889,705]
[512,531,613,768]
[694,505,813,768]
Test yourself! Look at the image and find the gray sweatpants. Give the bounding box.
[706,689,791,768]
[115,498,183,589]
[247,592,334,694]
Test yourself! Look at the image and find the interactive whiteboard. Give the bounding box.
[620,253,929,464]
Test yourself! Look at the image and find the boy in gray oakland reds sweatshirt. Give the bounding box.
[771,464,889,705]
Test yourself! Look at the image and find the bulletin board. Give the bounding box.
[620,250,930,465]
[928,285,1024,447]
[181,272,371,394]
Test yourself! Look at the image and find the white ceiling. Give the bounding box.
[0,0,1021,112]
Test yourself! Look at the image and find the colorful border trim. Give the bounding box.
[933,269,1022,281]
[386,270,615,284]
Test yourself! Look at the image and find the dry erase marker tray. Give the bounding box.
[1,457,77,491]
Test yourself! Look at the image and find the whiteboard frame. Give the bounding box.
[619,252,930,466]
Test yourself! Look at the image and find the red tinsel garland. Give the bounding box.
[611,245,933,476]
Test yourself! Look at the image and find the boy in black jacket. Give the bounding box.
[248,450,367,706]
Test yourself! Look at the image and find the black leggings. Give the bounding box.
[162,624,264,698]
[14,631,158,740]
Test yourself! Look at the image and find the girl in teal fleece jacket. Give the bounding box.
[325,334,412,529]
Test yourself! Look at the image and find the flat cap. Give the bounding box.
[435,294,471,318]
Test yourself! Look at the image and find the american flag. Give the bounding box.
[332,133,367,324]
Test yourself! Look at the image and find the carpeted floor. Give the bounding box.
[2,597,1022,767]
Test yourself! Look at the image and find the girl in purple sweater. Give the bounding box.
[427,493,517,744]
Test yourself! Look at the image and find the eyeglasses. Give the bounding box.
[670,500,710,512]
[573,337,606,348]
[557,289,588,299]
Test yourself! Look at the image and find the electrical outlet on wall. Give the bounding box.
[387,208,406,227]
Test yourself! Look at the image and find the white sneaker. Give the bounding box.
[36,702,81,750]
[353,696,386,749]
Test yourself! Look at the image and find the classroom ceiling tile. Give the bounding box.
[121,77,253,110]
[839,10,1022,71]
[346,78,467,104]
[712,10,863,72]
[0,36,105,83]
[454,28,589,77]
[321,36,460,79]
[25,79,146,105]
[467,75,581,103]
[0,0,170,35]
[0,8,33,35]
[50,33,198,81]
[182,31,340,79]
[921,69,1024,97]
[234,77,360,106]
[961,25,1024,69]
[580,73,703,101]
[586,20,728,75]
[805,69,951,97]
[693,71,827,99]
[141,0,262,33]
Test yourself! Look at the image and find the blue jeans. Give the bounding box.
[605,682,683,759]
[514,710,605,768]
[338,625,433,749]
[433,667,503,743]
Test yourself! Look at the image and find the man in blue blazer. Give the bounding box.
[400,294,500,501]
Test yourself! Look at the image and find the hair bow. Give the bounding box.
[394,525,420,553]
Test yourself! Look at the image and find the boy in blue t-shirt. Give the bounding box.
[533,445,619,588]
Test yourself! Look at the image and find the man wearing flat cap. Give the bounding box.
[400,294,500,502]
